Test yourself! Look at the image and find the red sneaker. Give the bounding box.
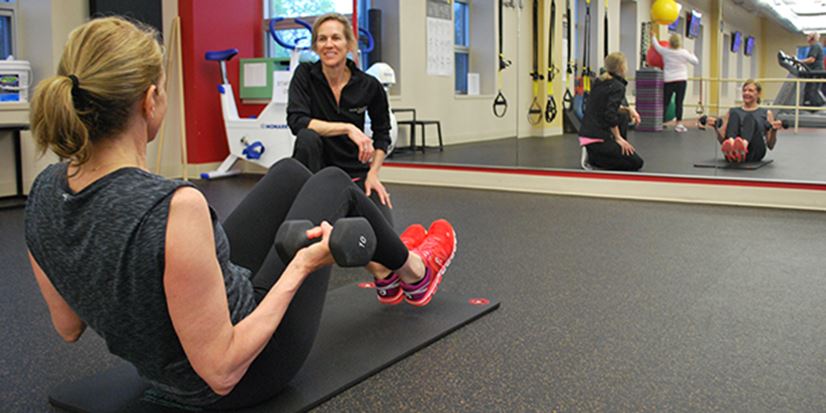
[375,224,428,305]
[732,137,749,163]
[402,219,457,306]
[721,138,736,162]
[399,224,427,250]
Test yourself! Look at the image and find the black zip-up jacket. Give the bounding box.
[287,59,391,173]
[579,74,628,141]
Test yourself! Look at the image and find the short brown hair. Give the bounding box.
[311,13,356,52]
[743,79,762,103]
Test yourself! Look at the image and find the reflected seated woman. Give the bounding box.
[578,52,644,171]
[703,80,782,163]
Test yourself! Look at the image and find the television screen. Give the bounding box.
[744,35,755,56]
[731,31,742,53]
[687,10,702,39]
[668,16,680,32]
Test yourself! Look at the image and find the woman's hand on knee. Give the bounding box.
[296,221,335,271]
[365,172,393,208]
[347,125,375,164]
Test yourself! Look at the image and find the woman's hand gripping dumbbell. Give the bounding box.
[697,115,723,130]
[275,217,377,267]
[699,114,788,131]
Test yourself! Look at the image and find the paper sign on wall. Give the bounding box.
[426,0,453,77]
[272,71,292,104]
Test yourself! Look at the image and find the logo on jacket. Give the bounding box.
[348,106,368,114]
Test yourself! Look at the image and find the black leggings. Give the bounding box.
[585,112,644,171]
[723,110,767,163]
[208,158,408,409]
[292,128,393,225]
[663,81,687,122]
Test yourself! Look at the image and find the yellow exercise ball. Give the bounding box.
[651,0,681,25]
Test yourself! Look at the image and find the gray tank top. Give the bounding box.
[24,163,257,407]
[730,107,769,131]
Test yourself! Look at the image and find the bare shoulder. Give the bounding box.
[169,187,208,214]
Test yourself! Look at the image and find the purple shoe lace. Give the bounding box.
[400,267,433,301]
[375,272,401,298]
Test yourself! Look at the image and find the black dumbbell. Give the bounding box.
[766,119,790,130]
[275,217,377,267]
[698,115,723,129]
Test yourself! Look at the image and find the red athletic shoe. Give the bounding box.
[402,219,457,307]
[375,224,428,305]
[399,224,427,250]
[721,138,736,162]
[732,137,749,163]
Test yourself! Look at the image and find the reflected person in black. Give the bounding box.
[579,52,643,171]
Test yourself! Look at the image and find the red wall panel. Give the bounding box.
[179,0,266,164]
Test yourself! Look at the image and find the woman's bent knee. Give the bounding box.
[268,158,311,179]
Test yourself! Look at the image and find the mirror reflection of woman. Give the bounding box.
[652,34,699,133]
[579,52,644,171]
[705,80,782,163]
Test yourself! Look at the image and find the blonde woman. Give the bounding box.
[652,33,699,132]
[579,52,643,171]
[287,13,393,222]
[25,17,456,409]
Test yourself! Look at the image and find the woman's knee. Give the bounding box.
[268,158,312,180]
[313,166,354,187]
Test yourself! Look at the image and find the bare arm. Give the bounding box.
[29,252,86,342]
[364,148,392,207]
[766,110,779,150]
[306,119,374,163]
[307,119,357,137]
[164,187,332,395]
[712,112,730,144]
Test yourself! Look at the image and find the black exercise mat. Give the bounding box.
[49,284,500,413]
[693,159,773,170]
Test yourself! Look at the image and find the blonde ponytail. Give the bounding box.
[29,16,163,165]
[30,75,92,163]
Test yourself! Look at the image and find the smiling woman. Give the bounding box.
[286,12,396,224]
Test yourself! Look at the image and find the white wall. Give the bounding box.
[760,17,804,101]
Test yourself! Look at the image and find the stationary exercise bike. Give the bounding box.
[202,19,398,179]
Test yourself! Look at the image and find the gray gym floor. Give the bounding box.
[4,175,826,411]
[390,125,826,183]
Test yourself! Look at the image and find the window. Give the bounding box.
[454,0,469,94]
[265,0,368,60]
[0,0,16,60]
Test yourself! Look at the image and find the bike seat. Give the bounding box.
[205,48,239,62]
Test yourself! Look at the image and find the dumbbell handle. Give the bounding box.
[275,218,376,268]
[698,115,722,129]
[767,119,789,130]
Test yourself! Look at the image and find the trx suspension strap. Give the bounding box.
[528,0,544,125]
[493,0,511,118]
[581,0,592,109]
[603,0,608,58]
[562,0,574,111]
[545,0,558,122]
